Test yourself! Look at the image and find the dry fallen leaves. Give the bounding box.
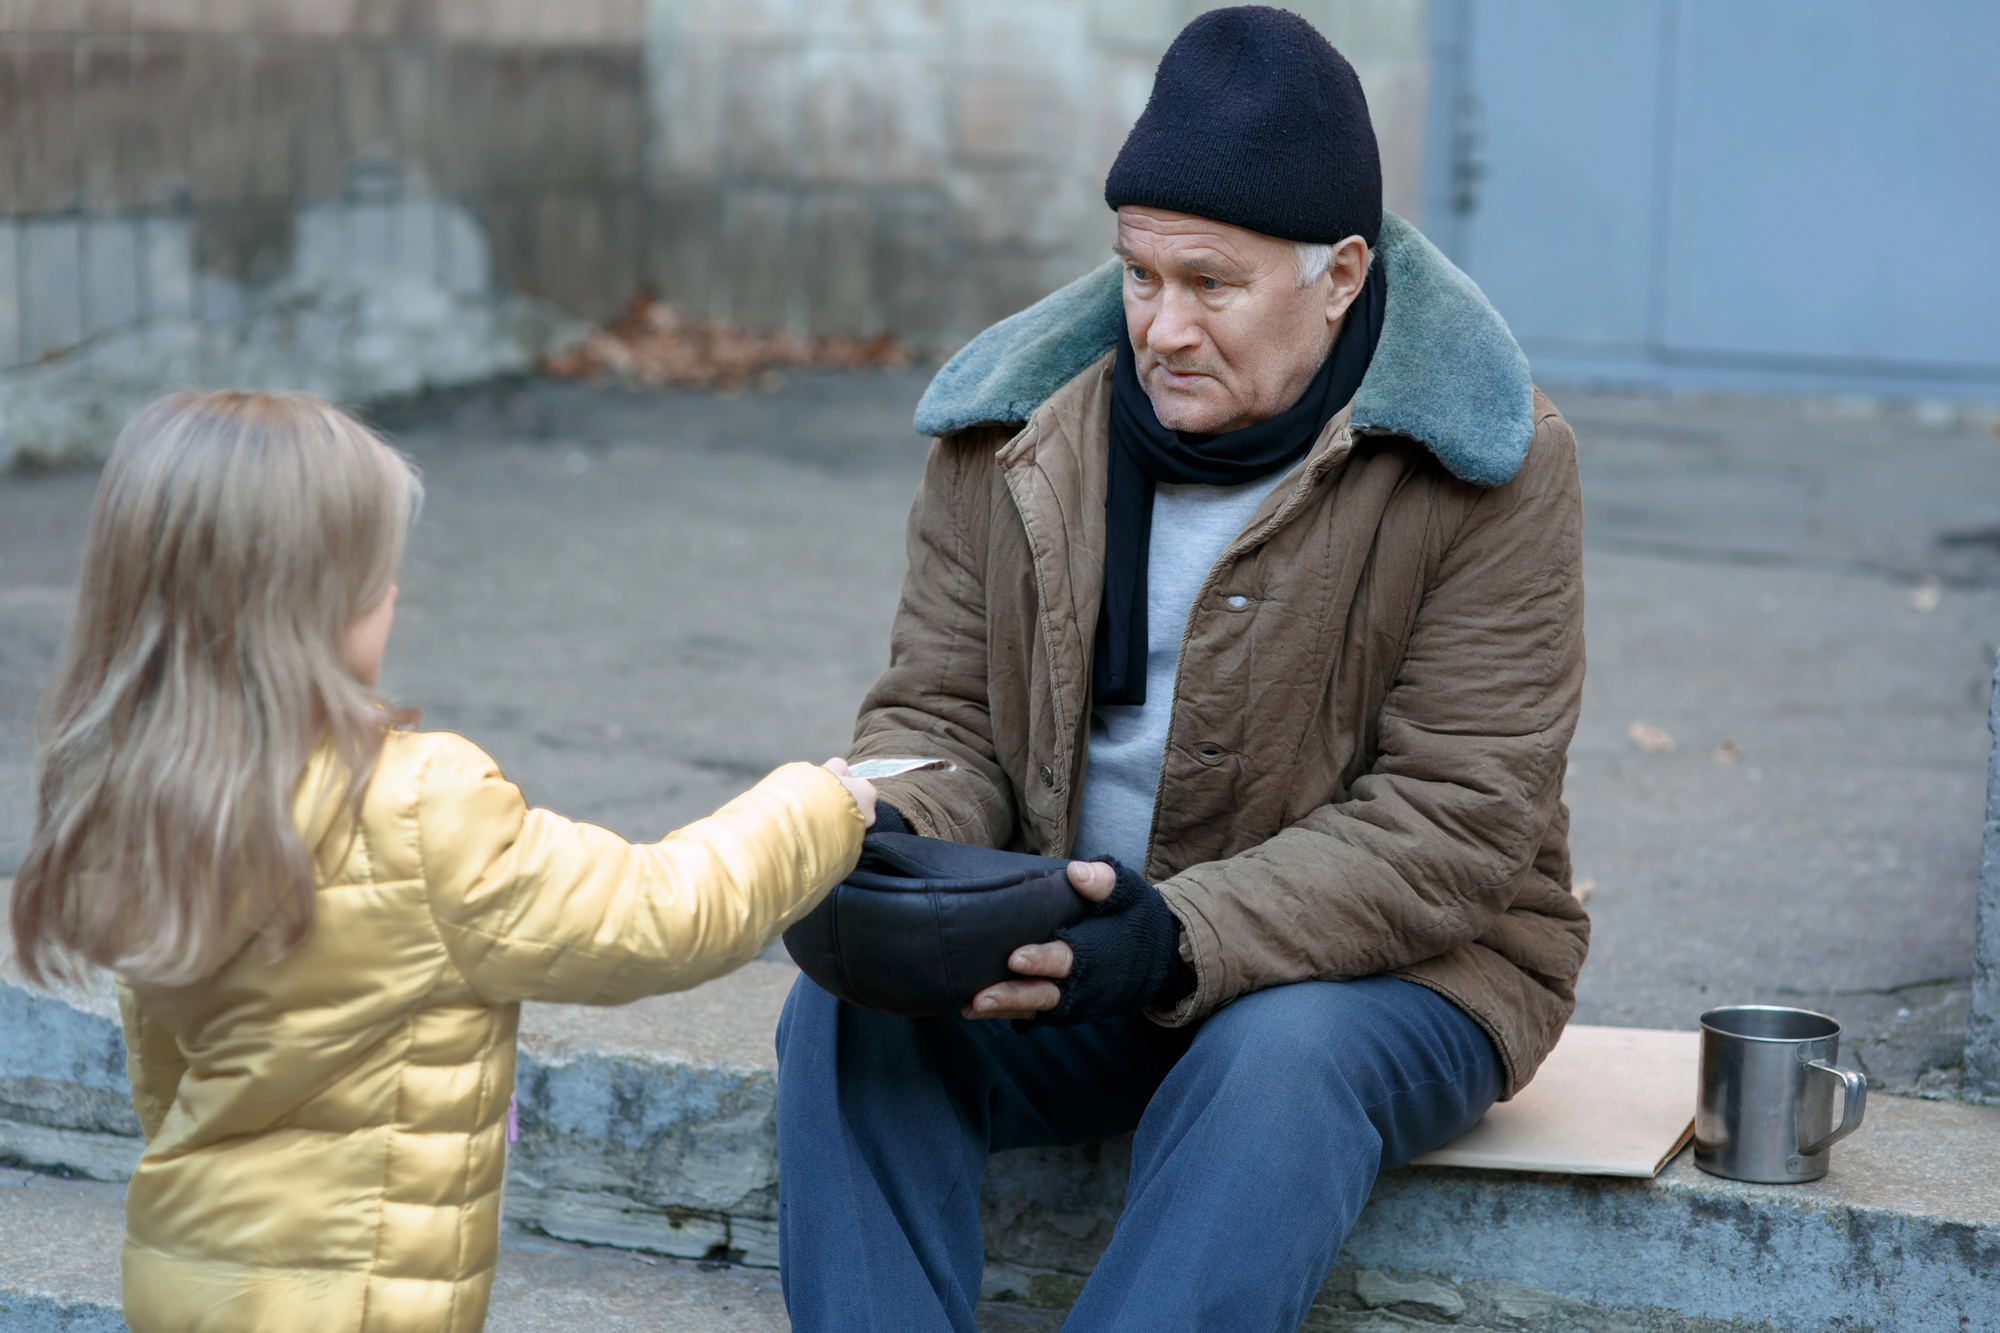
[541,293,917,390]
[1712,739,1742,764]
[1572,878,1597,903]
[1627,721,1676,754]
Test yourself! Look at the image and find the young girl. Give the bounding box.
[9,391,874,1333]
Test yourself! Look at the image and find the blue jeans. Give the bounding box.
[774,973,1501,1333]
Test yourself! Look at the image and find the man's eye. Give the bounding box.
[1128,266,1154,282]
[1200,276,1220,291]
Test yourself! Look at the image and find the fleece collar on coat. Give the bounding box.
[913,212,1535,488]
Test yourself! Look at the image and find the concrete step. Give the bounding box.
[4,956,1997,1331]
[0,1166,794,1333]
[0,1172,122,1332]
[0,1168,1062,1333]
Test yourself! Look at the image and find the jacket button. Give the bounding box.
[1040,764,1055,787]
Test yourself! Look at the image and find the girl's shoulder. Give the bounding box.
[368,728,521,820]
[314,729,526,887]
[376,726,499,783]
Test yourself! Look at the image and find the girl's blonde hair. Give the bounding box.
[11,391,422,987]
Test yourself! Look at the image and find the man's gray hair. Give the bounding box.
[1293,240,1374,288]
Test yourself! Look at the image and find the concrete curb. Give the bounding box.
[0,1170,804,1333]
[503,962,799,1267]
[1965,651,2000,1095]
[0,1294,128,1333]
[0,957,142,1184]
[3,964,1996,1331]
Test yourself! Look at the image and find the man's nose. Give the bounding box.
[1145,287,1205,358]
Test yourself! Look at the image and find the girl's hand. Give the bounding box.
[822,758,877,829]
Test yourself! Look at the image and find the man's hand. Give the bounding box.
[961,861,1117,1020]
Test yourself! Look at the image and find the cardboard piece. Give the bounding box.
[1411,1024,1699,1178]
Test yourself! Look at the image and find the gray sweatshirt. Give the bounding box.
[1070,471,1290,869]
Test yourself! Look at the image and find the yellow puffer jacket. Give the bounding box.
[114,728,863,1333]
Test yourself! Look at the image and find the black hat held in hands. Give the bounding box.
[783,833,1088,1017]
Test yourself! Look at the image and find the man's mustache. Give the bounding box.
[1138,352,1222,381]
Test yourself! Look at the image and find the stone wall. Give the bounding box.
[3,0,1429,361]
[643,0,1430,343]
[0,0,645,372]
[0,0,1431,464]
[0,1,642,464]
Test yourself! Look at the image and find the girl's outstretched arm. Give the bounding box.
[409,731,865,1005]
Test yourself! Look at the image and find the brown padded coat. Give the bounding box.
[852,229,1588,1095]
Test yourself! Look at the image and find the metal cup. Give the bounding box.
[1695,1005,1867,1183]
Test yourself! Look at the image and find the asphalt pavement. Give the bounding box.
[1,371,1994,1094]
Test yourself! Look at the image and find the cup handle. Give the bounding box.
[1797,1059,1867,1157]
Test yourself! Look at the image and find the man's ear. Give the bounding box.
[1324,236,1370,327]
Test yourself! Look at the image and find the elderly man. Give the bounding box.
[775,8,1588,1330]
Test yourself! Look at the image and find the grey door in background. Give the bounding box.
[1423,0,2000,399]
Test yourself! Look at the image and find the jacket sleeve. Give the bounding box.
[116,980,187,1142]
[412,735,866,1006]
[1156,411,1586,1024]
[850,431,1021,847]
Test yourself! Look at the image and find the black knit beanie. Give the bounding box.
[1104,6,1382,247]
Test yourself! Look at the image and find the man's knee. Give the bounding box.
[1192,979,1383,1074]
[777,972,839,1066]
[1186,977,1495,1100]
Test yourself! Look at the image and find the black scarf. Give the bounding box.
[1093,260,1386,705]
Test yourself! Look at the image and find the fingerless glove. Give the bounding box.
[1036,858,1198,1025]
[870,803,914,836]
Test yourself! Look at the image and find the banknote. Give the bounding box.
[846,757,955,780]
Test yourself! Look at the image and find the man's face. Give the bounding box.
[1116,206,1368,436]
